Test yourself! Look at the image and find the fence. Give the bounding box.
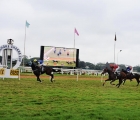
[20,66,103,76]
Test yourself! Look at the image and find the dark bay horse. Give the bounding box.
[101,67,127,88]
[121,69,140,86]
[30,62,61,83]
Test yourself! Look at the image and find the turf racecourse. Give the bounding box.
[0,73,140,120]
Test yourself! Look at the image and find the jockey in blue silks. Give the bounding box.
[38,60,43,65]
[126,66,133,76]
[126,66,132,73]
[33,59,44,72]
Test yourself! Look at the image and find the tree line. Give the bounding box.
[79,60,140,72]
[23,57,140,72]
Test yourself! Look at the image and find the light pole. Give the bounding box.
[117,50,122,64]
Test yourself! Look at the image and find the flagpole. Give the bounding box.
[114,40,116,64]
[23,22,26,67]
[114,33,117,64]
[74,28,79,81]
[74,28,77,81]
[73,28,75,64]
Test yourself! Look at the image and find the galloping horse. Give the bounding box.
[30,61,61,83]
[101,67,126,88]
[101,67,118,86]
[121,69,140,86]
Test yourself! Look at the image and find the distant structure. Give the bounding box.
[0,39,22,79]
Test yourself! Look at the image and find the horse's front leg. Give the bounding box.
[50,74,54,82]
[37,76,42,83]
[110,79,116,85]
[103,79,110,86]
[116,78,123,88]
[122,79,126,85]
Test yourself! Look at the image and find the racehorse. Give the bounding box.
[121,69,140,86]
[30,61,61,83]
[101,67,127,88]
[101,67,118,86]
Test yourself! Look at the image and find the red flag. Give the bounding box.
[74,28,79,36]
[114,33,117,41]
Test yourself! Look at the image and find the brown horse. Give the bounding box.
[30,61,61,82]
[121,69,140,86]
[101,67,127,88]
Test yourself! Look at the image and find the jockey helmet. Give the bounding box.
[34,59,37,62]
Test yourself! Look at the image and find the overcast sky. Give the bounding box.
[0,0,140,66]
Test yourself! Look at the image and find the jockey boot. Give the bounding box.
[130,73,133,78]
[114,72,117,79]
[41,66,44,72]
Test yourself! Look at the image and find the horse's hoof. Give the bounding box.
[117,85,119,88]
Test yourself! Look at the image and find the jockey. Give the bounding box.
[33,59,44,72]
[110,64,119,73]
[110,64,119,78]
[126,66,132,72]
[126,66,133,76]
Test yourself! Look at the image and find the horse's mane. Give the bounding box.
[107,69,114,75]
[105,67,113,73]
[121,69,127,74]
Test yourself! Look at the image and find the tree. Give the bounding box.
[85,62,95,69]
[79,61,86,68]
[133,66,140,72]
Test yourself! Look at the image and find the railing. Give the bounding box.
[60,69,102,76]
[20,66,102,75]
[19,66,33,73]
[0,65,8,68]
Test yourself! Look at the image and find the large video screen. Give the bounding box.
[40,46,79,68]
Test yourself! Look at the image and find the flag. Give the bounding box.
[74,28,79,36]
[114,33,117,41]
[26,21,30,28]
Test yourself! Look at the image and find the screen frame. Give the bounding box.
[40,46,79,68]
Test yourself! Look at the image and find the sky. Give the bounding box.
[0,0,140,67]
